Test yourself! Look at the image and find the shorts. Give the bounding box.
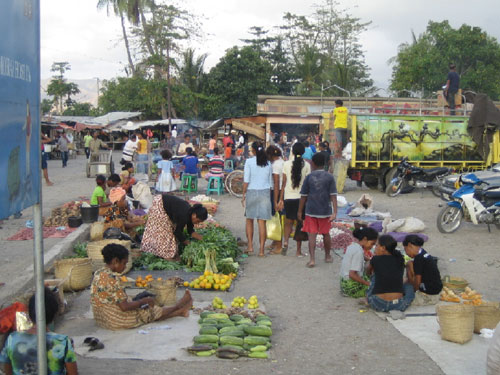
[41,152,48,169]
[284,199,300,220]
[302,215,331,235]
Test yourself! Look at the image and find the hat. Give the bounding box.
[109,187,126,204]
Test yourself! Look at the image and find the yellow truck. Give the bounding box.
[323,113,500,190]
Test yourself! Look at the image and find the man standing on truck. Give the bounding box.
[444,63,460,116]
[332,99,348,156]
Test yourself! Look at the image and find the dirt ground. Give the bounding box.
[2,152,499,374]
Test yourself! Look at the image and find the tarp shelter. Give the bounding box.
[120,118,189,131]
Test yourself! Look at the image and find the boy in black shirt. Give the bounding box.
[403,235,443,305]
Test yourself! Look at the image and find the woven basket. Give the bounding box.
[436,304,474,344]
[474,302,500,333]
[150,279,177,307]
[90,222,105,241]
[86,239,133,273]
[442,275,469,291]
[54,258,93,292]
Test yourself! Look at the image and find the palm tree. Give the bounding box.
[97,0,136,75]
[179,49,207,117]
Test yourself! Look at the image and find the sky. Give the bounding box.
[41,0,500,92]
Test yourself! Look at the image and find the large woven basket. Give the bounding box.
[474,302,500,333]
[54,258,93,292]
[150,279,177,307]
[436,304,474,344]
[86,239,133,273]
[90,222,105,241]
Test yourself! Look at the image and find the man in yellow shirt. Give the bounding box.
[332,99,348,152]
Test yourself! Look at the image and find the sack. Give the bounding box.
[398,217,426,233]
[294,220,308,242]
[487,322,500,375]
[266,213,282,241]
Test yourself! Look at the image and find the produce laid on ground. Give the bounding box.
[183,271,237,291]
[189,195,220,215]
[186,298,273,359]
[181,224,241,273]
[44,201,85,227]
[440,286,484,305]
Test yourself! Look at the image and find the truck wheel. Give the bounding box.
[437,206,463,233]
[364,179,379,190]
[384,167,398,190]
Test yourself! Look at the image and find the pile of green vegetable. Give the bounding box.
[133,253,183,271]
[65,242,88,259]
[180,225,241,273]
[187,311,272,359]
[340,275,370,298]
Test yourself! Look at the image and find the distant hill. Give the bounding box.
[40,78,99,107]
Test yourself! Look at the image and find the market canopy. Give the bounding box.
[121,118,189,131]
[232,119,265,139]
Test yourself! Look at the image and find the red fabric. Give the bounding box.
[302,216,332,234]
[0,302,27,333]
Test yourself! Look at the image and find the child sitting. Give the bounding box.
[403,234,443,305]
[120,162,136,192]
[297,152,337,268]
[156,149,176,193]
[340,227,378,298]
[182,147,198,176]
[366,235,415,312]
[91,174,111,209]
[0,288,78,374]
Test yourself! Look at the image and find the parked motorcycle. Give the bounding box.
[437,173,500,233]
[386,157,454,197]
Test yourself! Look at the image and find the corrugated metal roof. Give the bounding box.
[91,112,142,125]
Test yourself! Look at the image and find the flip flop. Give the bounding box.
[258,253,267,258]
[281,245,288,256]
[325,258,333,263]
[269,248,282,255]
[306,263,315,268]
[88,339,105,351]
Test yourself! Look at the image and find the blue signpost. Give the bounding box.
[1,1,47,374]
[0,0,41,219]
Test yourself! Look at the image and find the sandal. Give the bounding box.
[269,248,282,255]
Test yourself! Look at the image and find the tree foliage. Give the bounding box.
[390,21,500,99]
[46,62,80,114]
[201,46,277,119]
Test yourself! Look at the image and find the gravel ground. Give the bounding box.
[2,152,499,374]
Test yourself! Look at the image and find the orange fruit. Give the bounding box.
[183,281,189,287]
[204,270,210,276]
[205,282,212,289]
[157,277,162,281]
[214,284,220,290]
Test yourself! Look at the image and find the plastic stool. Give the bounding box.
[206,176,224,195]
[224,159,234,172]
[180,174,198,193]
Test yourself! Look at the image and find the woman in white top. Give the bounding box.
[266,145,284,254]
[242,141,272,257]
[279,142,311,256]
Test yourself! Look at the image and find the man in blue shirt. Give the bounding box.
[444,63,460,116]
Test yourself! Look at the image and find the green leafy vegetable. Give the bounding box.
[133,253,183,271]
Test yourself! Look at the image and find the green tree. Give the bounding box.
[63,102,95,116]
[390,21,500,99]
[40,99,54,115]
[98,75,162,118]
[202,46,277,119]
[46,62,80,114]
[176,48,208,119]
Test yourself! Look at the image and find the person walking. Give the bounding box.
[57,131,69,167]
[444,63,460,116]
[41,134,54,186]
[135,132,149,174]
[83,131,92,159]
[242,141,272,257]
[121,134,137,165]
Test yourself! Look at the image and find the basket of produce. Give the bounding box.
[150,279,177,307]
[90,222,105,241]
[54,258,93,292]
[436,304,474,344]
[474,302,500,333]
[86,239,133,273]
[442,275,469,291]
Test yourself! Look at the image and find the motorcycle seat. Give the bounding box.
[423,167,450,177]
[483,189,500,200]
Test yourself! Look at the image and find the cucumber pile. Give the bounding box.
[186,311,273,359]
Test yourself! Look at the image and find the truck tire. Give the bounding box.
[437,206,463,233]
[363,178,379,190]
[384,167,398,191]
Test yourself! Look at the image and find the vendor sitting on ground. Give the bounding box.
[91,244,193,330]
[91,174,111,209]
[340,227,378,298]
[103,187,145,238]
[366,234,415,312]
[403,234,443,305]
[0,288,78,374]
[120,162,136,193]
[141,194,208,260]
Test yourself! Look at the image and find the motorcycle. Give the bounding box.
[386,157,453,197]
[437,173,500,233]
